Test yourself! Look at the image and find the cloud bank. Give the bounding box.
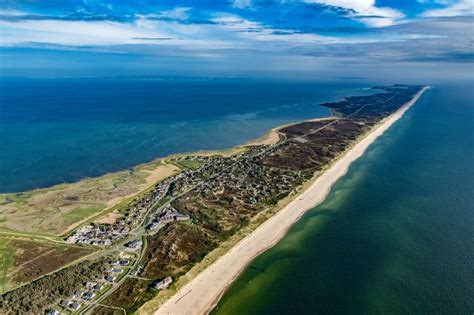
[0,1,472,80]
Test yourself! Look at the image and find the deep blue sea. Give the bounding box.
[0,78,371,193]
[213,84,474,314]
[1,79,473,313]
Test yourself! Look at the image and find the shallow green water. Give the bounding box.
[212,84,474,314]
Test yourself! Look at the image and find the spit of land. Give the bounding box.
[0,85,428,315]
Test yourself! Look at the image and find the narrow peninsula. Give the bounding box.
[0,85,428,315]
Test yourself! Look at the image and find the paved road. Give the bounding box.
[81,92,395,313]
[66,89,405,314]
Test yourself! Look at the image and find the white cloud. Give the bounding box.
[0,20,166,46]
[0,9,25,16]
[159,7,191,20]
[0,5,460,59]
[304,0,405,27]
[307,0,374,12]
[422,0,473,17]
[232,0,253,9]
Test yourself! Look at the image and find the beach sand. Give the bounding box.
[154,87,428,315]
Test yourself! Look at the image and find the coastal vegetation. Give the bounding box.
[0,85,425,314]
[0,160,179,236]
[0,237,93,293]
[0,258,108,313]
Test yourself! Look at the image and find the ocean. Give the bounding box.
[1,79,472,313]
[212,84,474,314]
[0,78,371,193]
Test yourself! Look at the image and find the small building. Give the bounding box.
[124,239,142,250]
[68,301,81,311]
[175,214,190,221]
[105,275,115,283]
[154,277,173,290]
[85,281,97,289]
[134,266,143,276]
[93,283,103,291]
[82,291,95,301]
[146,222,159,231]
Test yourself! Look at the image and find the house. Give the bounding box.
[124,239,142,250]
[154,277,173,290]
[85,281,97,289]
[112,258,129,266]
[67,301,81,311]
[82,291,95,301]
[134,266,143,276]
[45,309,60,315]
[146,221,159,231]
[105,275,115,283]
[72,290,83,299]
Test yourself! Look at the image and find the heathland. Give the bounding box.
[0,85,426,314]
[212,84,474,315]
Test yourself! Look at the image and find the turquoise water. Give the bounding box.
[213,84,474,314]
[0,78,371,193]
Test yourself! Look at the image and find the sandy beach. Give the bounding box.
[155,87,429,315]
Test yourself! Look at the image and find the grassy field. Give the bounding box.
[170,159,205,170]
[0,236,93,293]
[0,139,255,292]
[0,237,15,293]
[0,160,179,236]
[0,141,254,237]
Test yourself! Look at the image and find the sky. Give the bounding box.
[0,0,473,81]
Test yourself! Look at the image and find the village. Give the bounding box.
[0,85,426,315]
[43,245,177,315]
[64,144,297,248]
[44,252,133,314]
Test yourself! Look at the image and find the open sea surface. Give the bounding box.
[0,78,370,192]
[212,84,474,314]
[1,79,472,313]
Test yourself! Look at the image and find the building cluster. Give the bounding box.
[124,239,142,251]
[64,146,275,247]
[64,141,299,251]
[65,175,174,246]
[65,224,123,247]
[198,157,300,205]
[146,205,190,231]
[50,254,131,313]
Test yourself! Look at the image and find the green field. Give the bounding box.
[0,159,179,236]
[0,237,15,292]
[171,159,205,170]
[0,236,93,293]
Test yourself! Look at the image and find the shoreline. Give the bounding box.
[153,86,429,315]
[0,114,332,237]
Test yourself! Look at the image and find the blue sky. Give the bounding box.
[0,0,472,80]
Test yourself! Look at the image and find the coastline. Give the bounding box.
[0,114,328,236]
[152,86,429,315]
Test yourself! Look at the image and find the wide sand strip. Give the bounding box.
[156,87,429,315]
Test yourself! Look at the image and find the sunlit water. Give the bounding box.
[0,78,372,192]
[212,84,474,314]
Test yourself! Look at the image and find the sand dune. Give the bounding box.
[155,87,429,315]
